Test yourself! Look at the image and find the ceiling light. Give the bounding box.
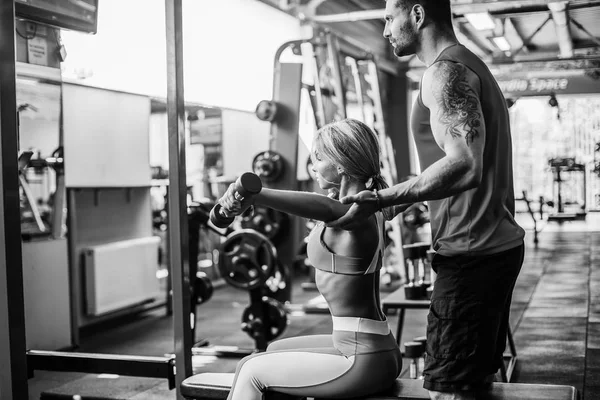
[464,12,496,31]
[491,36,511,52]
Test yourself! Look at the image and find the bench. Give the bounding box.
[180,373,580,400]
[381,286,518,382]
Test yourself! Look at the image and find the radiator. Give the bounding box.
[83,236,161,316]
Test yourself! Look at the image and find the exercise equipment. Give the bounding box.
[192,282,289,356]
[412,336,427,379]
[28,350,176,389]
[218,229,277,290]
[241,296,288,342]
[194,272,214,305]
[516,190,548,245]
[547,157,587,222]
[401,243,432,301]
[18,148,66,239]
[191,227,289,356]
[188,192,293,357]
[252,150,285,183]
[180,373,579,400]
[240,205,289,243]
[402,203,429,230]
[255,99,279,122]
[404,341,424,379]
[382,288,518,383]
[209,172,262,228]
[186,203,221,346]
[261,261,293,305]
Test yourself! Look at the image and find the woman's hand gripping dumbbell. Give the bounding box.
[209,172,262,228]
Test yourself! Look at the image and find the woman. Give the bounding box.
[218,118,402,400]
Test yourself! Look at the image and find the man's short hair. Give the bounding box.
[395,0,453,28]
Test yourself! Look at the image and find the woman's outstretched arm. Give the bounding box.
[254,188,351,222]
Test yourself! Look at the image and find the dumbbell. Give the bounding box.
[404,341,424,379]
[412,336,427,379]
[210,172,262,228]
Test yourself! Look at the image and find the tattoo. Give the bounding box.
[432,62,481,145]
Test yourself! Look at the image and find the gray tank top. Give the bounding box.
[410,44,525,256]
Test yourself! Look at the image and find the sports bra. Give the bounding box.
[306,212,385,275]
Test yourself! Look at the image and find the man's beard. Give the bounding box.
[393,42,415,57]
[393,27,417,57]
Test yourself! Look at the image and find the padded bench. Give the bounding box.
[180,373,580,400]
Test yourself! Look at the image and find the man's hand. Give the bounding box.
[325,189,379,230]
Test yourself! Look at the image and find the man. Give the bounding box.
[327,1,526,399]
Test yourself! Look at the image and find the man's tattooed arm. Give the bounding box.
[432,61,482,145]
[377,61,486,206]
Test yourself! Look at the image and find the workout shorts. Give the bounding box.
[423,243,524,392]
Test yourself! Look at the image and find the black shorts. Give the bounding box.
[423,243,525,392]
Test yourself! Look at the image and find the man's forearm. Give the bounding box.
[379,156,478,207]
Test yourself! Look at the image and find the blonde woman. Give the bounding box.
[217,118,404,400]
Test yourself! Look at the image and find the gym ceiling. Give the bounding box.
[256,0,600,77]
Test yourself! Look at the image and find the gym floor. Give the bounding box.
[29,214,600,400]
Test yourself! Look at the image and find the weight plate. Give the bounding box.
[241,297,288,342]
[252,151,284,182]
[240,206,289,243]
[218,229,277,290]
[194,273,214,304]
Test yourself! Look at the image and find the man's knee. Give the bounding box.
[429,390,476,400]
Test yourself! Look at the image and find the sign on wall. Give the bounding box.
[497,73,600,97]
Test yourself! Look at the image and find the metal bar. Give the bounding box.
[256,1,400,75]
[333,34,399,76]
[18,174,47,232]
[491,53,600,64]
[0,1,29,399]
[512,14,552,57]
[548,2,573,59]
[453,0,600,15]
[490,1,600,16]
[346,57,365,122]
[305,0,329,15]
[454,23,491,58]
[395,309,405,346]
[269,62,303,272]
[27,350,176,389]
[311,9,383,23]
[165,0,193,397]
[570,17,600,47]
[66,189,80,345]
[325,32,347,118]
[310,50,327,128]
[307,0,600,22]
[51,169,66,239]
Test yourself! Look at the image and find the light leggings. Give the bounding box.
[227,317,402,400]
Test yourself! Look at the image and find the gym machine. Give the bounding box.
[252,31,407,294]
[547,157,587,222]
[516,190,548,245]
[181,174,290,357]
[18,147,66,240]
